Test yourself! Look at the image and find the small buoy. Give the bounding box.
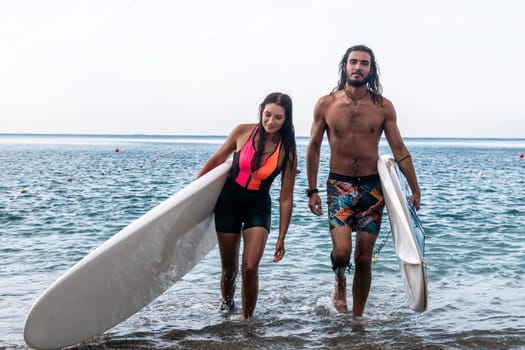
[520,153,524,159]
[20,189,28,193]
[67,177,73,182]
[114,147,120,153]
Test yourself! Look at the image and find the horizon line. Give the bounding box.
[1,132,524,141]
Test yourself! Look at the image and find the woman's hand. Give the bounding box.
[273,238,285,262]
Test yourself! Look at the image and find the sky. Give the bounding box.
[1,0,524,138]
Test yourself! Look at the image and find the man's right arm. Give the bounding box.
[306,96,329,216]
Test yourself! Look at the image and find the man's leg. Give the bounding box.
[352,231,377,316]
[330,226,352,313]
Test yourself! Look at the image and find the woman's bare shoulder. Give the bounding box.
[230,123,256,136]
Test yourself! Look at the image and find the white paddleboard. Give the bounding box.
[24,161,231,349]
[377,154,427,312]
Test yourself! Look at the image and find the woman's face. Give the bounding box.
[261,103,286,135]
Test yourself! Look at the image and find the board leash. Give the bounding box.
[372,229,392,265]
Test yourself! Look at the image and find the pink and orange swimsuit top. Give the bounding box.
[230,126,282,192]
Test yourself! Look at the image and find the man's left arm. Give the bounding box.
[382,101,421,210]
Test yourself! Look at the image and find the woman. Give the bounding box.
[198,92,297,319]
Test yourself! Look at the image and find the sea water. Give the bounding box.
[1,134,524,349]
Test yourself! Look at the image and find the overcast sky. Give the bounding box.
[1,0,524,138]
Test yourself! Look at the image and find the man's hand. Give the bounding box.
[408,191,421,211]
[308,193,323,216]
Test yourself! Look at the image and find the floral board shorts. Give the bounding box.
[326,172,385,235]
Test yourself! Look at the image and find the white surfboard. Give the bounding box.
[377,154,427,312]
[24,161,231,350]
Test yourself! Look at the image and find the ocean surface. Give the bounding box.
[1,134,524,350]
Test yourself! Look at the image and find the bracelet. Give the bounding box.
[306,188,319,197]
[396,154,412,163]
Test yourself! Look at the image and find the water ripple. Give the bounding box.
[1,138,525,349]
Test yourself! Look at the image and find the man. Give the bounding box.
[306,45,421,316]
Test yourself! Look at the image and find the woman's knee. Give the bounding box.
[242,263,259,280]
[222,269,237,281]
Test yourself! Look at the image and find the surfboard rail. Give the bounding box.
[24,160,231,349]
[377,154,427,312]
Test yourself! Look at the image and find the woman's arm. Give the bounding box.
[273,150,297,262]
[197,124,253,178]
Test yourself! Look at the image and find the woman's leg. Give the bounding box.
[240,226,268,318]
[217,232,241,310]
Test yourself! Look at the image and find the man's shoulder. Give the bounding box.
[372,95,397,120]
[316,91,340,107]
[379,94,393,106]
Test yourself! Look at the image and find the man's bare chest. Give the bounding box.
[326,104,384,136]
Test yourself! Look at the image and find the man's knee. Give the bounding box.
[354,253,372,269]
[331,250,350,271]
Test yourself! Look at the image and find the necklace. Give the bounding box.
[344,88,368,106]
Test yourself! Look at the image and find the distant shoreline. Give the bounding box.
[1,133,524,142]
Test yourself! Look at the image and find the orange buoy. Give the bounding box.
[114,147,120,153]
[520,153,524,159]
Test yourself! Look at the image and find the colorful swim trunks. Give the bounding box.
[326,172,385,235]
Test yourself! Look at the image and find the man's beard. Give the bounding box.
[347,78,368,88]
